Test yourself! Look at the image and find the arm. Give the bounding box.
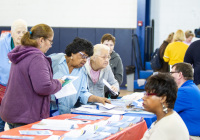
[113,57,123,85]
[184,47,193,65]
[29,55,62,96]
[163,44,170,62]
[88,95,111,105]
[107,66,119,92]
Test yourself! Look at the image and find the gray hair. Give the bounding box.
[93,44,110,56]
[11,19,27,32]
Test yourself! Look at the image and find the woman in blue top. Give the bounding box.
[50,37,110,114]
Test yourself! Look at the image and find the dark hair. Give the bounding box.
[101,33,116,45]
[21,24,53,47]
[172,62,193,80]
[65,37,93,57]
[145,73,178,109]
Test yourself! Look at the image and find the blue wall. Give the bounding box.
[0,27,135,87]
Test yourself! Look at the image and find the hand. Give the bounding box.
[110,85,118,92]
[58,79,65,85]
[96,97,111,105]
[88,95,111,105]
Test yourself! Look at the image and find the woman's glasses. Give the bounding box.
[79,52,89,59]
[144,92,157,96]
[47,39,53,45]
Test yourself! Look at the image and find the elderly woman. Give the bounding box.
[0,24,63,129]
[50,38,110,114]
[84,44,119,97]
[141,73,189,140]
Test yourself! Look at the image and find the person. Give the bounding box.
[0,24,63,129]
[156,32,174,72]
[101,33,123,99]
[141,73,189,140]
[163,29,189,68]
[0,19,27,132]
[49,38,111,114]
[184,40,200,87]
[183,30,194,46]
[171,62,200,139]
[84,44,119,97]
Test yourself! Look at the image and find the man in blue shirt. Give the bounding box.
[0,19,27,131]
[171,62,200,138]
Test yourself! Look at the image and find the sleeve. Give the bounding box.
[29,55,62,96]
[114,57,123,85]
[163,44,170,62]
[107,66,119,91]
[184,47,193,65]
[173,89,190,113]
[79,71,92,104]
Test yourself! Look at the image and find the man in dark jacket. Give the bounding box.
[101,33,123,99]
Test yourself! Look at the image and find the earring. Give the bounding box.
[162,103,168,113]
[71,56,73,60]
[40,46,42,48]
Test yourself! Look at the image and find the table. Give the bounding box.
[0,114,147,140]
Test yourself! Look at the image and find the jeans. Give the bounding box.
[0,116,5,132]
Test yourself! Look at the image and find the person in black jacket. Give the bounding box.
[101,33,123,99]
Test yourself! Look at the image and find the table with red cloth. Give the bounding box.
[0,114,147,140]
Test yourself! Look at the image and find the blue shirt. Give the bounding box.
[49,53,92,114]
[0,34,12,86]
[174,80,200,136]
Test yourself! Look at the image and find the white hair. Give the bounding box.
[11,19,27,32]
[93,44,110,56]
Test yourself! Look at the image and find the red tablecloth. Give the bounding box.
[0,114,147,140]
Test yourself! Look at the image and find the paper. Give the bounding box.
[95,103,116,110]
[103,79,118,95]
[0,135,34,139]
[55,82,77,99]
[72,115,103,121]
[31,119,77,131]
[19,130,53,135]
[44,135,60,140]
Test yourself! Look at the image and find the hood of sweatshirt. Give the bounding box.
[8,45,45,64]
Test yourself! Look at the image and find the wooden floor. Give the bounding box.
[119,89,134,97]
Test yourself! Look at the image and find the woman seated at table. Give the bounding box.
[49,38,110,114]
[84,44,119,97]
[141,73,189,140]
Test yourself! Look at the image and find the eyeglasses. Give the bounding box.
[47,39,53,45]
[97,55,111,60]
[79,52,89,59]
[144,92,157,96]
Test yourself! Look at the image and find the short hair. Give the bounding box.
[11,19,27,32]
[173,29,185,42]
[145,73,178,109]
[21,24,53,48]
[172,62,193,80]
[93,44,110,56]
[185,30,194,38]
[65,37,93,57]
[101,33,116,45]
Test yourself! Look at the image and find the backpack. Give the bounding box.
[150,48,163,71]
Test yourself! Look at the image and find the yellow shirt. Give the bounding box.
[163,42,189,65]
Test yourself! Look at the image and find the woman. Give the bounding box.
[0,24,63,129]
[141,73,189,140]
[183,30,194,46]
[49,38,110,114]
[156,32,174,72]
[85,44,119,97]
[101,33,123,99]
[163,29,189,67]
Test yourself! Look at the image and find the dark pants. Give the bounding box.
[8,123,27,129]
